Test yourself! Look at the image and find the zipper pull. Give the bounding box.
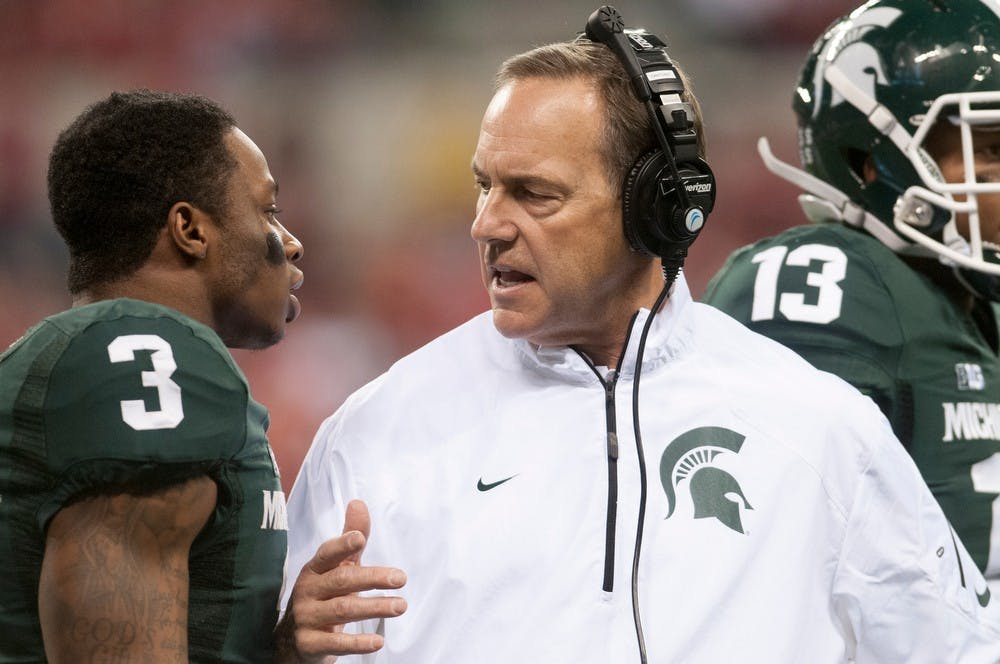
[605,369,618,460]
[604,369,618,400]
[607,431,619,460]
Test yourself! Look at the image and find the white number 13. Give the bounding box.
[107,334,184,430]
[750,244,847,324]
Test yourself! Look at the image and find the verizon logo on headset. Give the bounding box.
[684,181,713,194]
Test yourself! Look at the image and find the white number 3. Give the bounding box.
[107,334,184,430]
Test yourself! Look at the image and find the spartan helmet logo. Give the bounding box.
[660,426,752,534]
[810,6,901,120]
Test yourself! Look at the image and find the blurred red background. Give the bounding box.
[0,0,857,490]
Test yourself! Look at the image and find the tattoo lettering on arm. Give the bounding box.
[38,475,217,663]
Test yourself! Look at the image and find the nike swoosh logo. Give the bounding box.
[477,475,517,491]
[949,526,992,608]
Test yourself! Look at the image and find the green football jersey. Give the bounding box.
[0,299,287,662]
[703,223,1000,583]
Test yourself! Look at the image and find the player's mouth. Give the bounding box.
[287,270,304,323]
[287,293,301,323]
[490,265,535,291]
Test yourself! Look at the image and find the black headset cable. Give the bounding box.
[629,272,673,664]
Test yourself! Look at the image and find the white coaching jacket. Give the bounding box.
[282,276,1000,663]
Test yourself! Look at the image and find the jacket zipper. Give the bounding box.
[573,311,638,594]
[602,369,620,592]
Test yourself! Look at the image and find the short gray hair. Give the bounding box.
[495,38,706,193]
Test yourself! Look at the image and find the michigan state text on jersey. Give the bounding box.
[0,299,288,661]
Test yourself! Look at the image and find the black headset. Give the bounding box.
[584,6,716,283]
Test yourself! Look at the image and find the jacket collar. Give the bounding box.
[510,274,696,382]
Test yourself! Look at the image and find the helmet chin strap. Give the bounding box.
[941,222,1000,301]
[950,243,1000,302]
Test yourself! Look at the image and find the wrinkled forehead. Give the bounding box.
[474,77,605,169]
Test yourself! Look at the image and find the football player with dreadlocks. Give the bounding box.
[703,0,1000,592]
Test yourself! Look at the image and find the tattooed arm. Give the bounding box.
[37,475,217,663]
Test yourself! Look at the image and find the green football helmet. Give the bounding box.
[759,0,1000,299]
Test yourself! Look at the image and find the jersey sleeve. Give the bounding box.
[38,312,250,527]
[833,411,1000,661]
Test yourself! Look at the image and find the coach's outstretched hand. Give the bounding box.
[275,500,407,663]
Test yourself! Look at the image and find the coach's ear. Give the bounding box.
[166,201,212,261]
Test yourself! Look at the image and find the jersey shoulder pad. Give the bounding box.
[702,223,939,349]
[42,299,251,471]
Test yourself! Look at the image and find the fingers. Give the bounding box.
[343,499,371,542]
[342,500,370,566]
[299,528,406,601]
[293,629,385,659]
[311,564,407,600]
[282,595,406,662]
[282,500,406,662]
[296,593,407,630]
[307,501,372,576]
[288,583,407,660]
[308,530,366,576]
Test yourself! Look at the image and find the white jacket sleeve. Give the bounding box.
[281,414,345,609]
[833,417,1000,663]
[280,412,384,663]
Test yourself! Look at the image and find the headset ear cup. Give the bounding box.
[623,150,716,259]
[666,158,715,240]
[622,149,667,256]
